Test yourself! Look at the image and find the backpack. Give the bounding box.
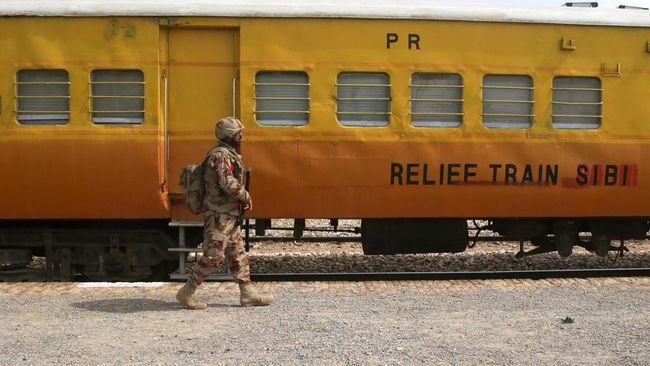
[179,155,210,215]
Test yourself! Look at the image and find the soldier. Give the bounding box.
[176,116,273,309]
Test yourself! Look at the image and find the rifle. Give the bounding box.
[239,168,253,252]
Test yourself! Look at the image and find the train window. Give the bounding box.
[336,72,390,127]
[254,71,309,126]
[90,70,144,124]
[410,73,463,127]
[482,75,533,128]
[16,69,70,125]
[552,77,602,129]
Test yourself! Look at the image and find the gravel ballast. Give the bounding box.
[184,247,650,275]
[0,279,648,366]
[180,219,650,275]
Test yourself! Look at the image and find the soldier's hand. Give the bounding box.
[243,198,253,212]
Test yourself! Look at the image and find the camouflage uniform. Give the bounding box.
[190,142,252,285]
[177,116,271,309]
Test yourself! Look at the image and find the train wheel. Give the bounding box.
[592,234,610,257]
[553,221,577,258]
[360,219,387,255]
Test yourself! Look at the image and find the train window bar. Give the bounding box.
[253,110,311,115]
[90,70,145,125]
[253,82,310,86]
[552,76,602,129]
[254,71,309,126]
[411,112,464,116]
[336,111,393,115]
[334,83,392,87]
[483,100,534,104]
[482,75,534,129]
[336,72,391,127]
[337,97,391,101]
[410,73,464,128]
[254,97,310,100]
[15,69,70,125]
[411,98,464,102]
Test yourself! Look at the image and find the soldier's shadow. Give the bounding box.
[72,298,233,313]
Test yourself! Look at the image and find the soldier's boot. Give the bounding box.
[176,278,208,310]
[239,282,273,307]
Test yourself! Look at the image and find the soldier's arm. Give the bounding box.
[210,154,251,203]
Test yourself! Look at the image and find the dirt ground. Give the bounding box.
[0,278,648,366]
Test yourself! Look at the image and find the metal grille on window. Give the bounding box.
[410,73,463,127]
[91,70,144,124]
[482,75,533,128]
[552,77,602,129]
[16,70,70,125]
[337,72,390,127]
[254,71,309,126]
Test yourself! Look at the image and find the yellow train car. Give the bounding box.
[1,1,649,279]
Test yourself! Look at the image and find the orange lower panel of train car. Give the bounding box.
[2,136,645,221]
[167,139,648,220]
[0,139,167,219]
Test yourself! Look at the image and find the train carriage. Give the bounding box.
[1,0,649,280]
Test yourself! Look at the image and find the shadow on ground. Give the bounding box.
[71,298,232,313]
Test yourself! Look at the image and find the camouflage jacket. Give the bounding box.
[202,142,250,216]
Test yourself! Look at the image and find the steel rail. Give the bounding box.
[249,268,650,282]
[250,236,360,242]
[247,235,513,242]
[248,234,650,243]
[4,267,649,283]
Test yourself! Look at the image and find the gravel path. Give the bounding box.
[1,278,648,366]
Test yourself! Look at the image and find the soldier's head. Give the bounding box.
[215,116,244,147]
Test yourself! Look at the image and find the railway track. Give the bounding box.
[172,267,650,282]
[3,267,649,283]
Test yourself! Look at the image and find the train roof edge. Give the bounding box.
[0,0,649,27]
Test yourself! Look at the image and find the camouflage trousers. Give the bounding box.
[190,211,251,285]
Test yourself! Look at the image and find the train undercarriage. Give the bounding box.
[360,218,649,258]
[1,217,648,281]
[251,217,649,258]
[0,220,179,281]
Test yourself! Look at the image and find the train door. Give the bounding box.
[166,28,238,219]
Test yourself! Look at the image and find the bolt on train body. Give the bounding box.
[1,0,649,280]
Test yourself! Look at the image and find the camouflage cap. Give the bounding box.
[215,117,244,140]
